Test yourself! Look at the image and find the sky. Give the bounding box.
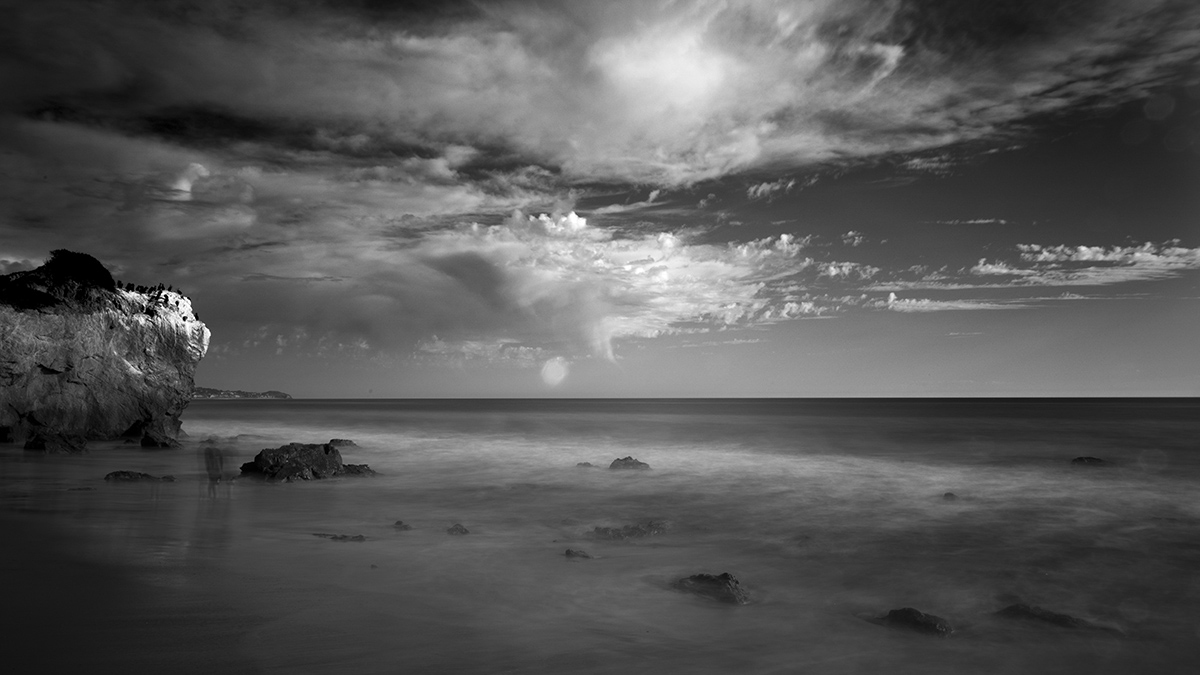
[1,0,1198,397]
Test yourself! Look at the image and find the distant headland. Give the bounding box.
[193,387,292,400]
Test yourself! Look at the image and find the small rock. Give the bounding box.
[876,607,954,637]
[67,487,95,491]
[672,572,749,605]
[609,456,650,470]
[393,520,413,531]
[943,492,958,501]
[1071,456,1108,466]
[591,520,668,540]
[328,438,357,447]
[447,523,470,535]
[312,533,366,542]
[995,604,1092,629]
[564,549,593,559]
[104,470,174,482]
[576,462,594,468]
[370,564,378,569]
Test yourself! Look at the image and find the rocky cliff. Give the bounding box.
[0,250,210,451]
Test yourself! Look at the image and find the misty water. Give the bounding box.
[3,399,1199,674]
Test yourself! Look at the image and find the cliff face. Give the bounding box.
[0,251,210,451]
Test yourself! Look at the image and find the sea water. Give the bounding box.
[2,399,1199,674]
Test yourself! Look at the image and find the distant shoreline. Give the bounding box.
[192,387,291,400]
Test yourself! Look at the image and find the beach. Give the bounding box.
[3,398,1200,674]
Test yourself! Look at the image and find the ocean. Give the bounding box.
[3,398,1199,674]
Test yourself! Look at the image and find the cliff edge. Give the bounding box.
[0,250,210,451]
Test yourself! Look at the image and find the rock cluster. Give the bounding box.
[591,520,668,540]
[0,250,209,451]
[104,471,176,482]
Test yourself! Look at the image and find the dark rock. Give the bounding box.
[1071,456,1108,466]
[393,521,413,531]
[609,456,650,470]
[576,462,594,467]
[591,520,668,540]
[876,607,954,637]
[0,250,208,449]
[447,523,470,535]
[23,433,87,454]
[140,431,179,448]
[995,604,1093,629]
[340,463,377,476]
[328,438,357,447]
[67,487,95,491]
[564,549,592,559]
[239,442,373,481]
[672,573,749,605]
[943,492,958,501]
[104,470,174,482]
[312,533,366,542]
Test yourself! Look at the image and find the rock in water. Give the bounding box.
[0,251,209,451]
[393,521,413,531]
[328,438,357,447]
[609,456,650,470]
[240,442,356,481]
[564,549,593,559]
[1071,456,1108,466]
[994,604,1092,629]
[877,607,954,637]
[672,573,749,605]
[104,471,175,482]
[591,521,669,540]
[446,523,470,535]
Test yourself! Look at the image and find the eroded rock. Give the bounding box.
[564,549,593,559]
[328,438,357,447]
[447,523,470,535]
[0,250,209,451]
[672,573,749,605]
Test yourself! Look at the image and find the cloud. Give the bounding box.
[882,293,1027,312]
[747,178,796,200]
[6,0,1198,185]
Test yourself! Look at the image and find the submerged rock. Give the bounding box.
[942,492,958,501]
[1071,456,1108,466]
[0,250,209,451]
[609,456,650,470]
[672,573,749,605]
[393,520,413,531]
[312,533,366,542]
[995,604,1094,629]
[104,471,175,482]
[591,520,668,540]
[239,442,374,481]
[447,523,470,535]
[874,607,954,637]
[564,549,593,559]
